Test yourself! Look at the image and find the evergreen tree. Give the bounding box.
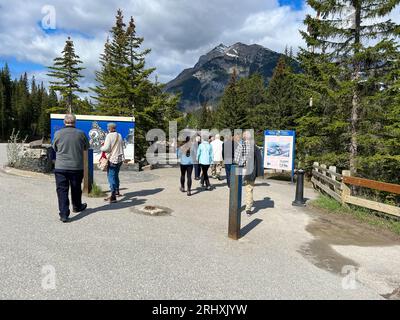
[263,56,307,130]
[0,64,12,140]
[199,101,215,130]
[38,88,61,138]
[215,69,247,130]
[47,36,87,113]
[92,9,180,160]
[12,73,31,136]
[302,0,400,174]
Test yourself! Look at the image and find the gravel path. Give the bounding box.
[0,143,398,299]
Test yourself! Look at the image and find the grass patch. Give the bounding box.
[88,182,106,198]
[311,195,400,236]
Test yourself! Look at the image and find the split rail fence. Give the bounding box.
[311,162,400,218]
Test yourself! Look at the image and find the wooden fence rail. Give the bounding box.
[312,162,400,218]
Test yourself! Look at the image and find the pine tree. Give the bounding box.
[47,36,87,113]
[92,9,180,160]
[92,11,155,115]
[357,45,400,184]
[0,64,12,140]
[38,88,61,138]
[302,0,400,174]
[0,80,5,140]
[199,101,215,130]
[216,69,247,130]
[265,57,295,129]
[12,73,31,136]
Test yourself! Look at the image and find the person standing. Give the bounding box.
[210,134,223,180]
[177,136,195,196]
[197,135,213,191]
[193,135,201,180]
[52,114,89,223]
[234,131,262,215]
[101,123,125,204]
[222,134,238,187]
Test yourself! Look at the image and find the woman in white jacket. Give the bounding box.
[210,134,223,180]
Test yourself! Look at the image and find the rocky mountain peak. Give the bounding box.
[165,42,299,111]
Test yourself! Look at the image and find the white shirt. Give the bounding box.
[210,139,223,162]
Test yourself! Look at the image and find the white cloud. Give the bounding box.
[1,0,397,95]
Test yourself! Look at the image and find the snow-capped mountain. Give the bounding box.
[164,42,299,111]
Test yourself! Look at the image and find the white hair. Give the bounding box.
[64,114,76,126]
[107,123,117,130]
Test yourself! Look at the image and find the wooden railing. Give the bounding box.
[312,162,400,218]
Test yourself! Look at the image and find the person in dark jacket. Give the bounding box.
[52,114,89,223]
[222,134,239,187]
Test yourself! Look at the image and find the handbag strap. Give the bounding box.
[107,134,120,159]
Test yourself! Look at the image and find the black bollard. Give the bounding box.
[292,169,306,207]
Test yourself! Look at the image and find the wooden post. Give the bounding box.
[228,165,242,240]
[341,170,351,206]
[83,149,93,195]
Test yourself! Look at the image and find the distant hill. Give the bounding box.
[164,42,300,111]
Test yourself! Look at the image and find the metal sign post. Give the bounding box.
[228,165,242,240]
[83,149,94,195]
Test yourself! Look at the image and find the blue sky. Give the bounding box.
[279,0,303,10]
[0,0,309,90]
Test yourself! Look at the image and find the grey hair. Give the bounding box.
[107,122,117,130]
[64,114,76,126]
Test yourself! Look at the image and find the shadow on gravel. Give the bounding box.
[70,188,164,222]
[241,218,263,238]
[239,197,275,215]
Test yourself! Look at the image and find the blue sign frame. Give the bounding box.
[51,114,136,162]
[263,130,296,183]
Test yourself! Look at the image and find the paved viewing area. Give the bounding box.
[0,144,399,299]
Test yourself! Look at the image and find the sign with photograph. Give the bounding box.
[264,130,295,173]
[50,114,135,163]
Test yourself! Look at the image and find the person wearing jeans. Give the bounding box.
[52,114,89,223]
[101,123,125,203]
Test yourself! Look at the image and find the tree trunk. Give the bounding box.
[350,0,362,175]
[350,86,359,175]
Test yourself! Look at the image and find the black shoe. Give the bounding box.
[180,187,185,193]
[60,217,71,223]
[73,203,87,213]
[109,197,117,204]
[246,210,253,216]
[187,190,191,196]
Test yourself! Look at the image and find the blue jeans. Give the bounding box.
[107,162,122,194]
[225,164,233,187]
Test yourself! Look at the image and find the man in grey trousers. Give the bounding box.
[52,114,89,223]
